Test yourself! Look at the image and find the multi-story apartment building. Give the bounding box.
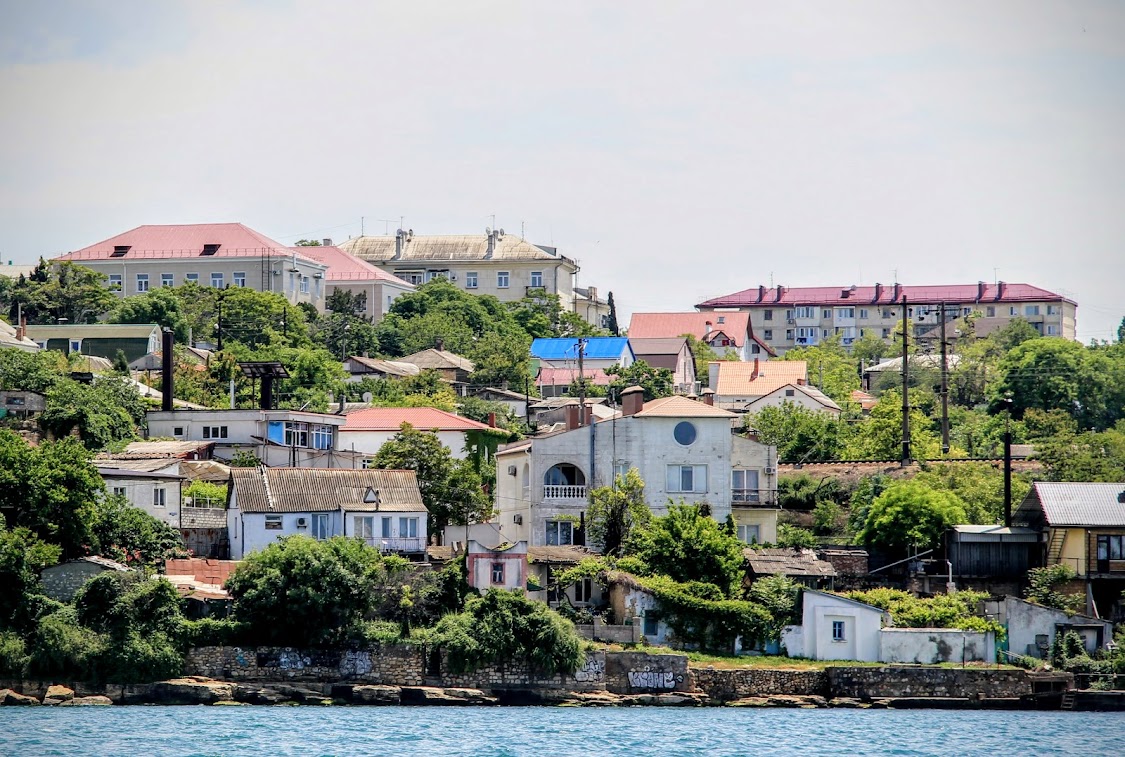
[295,243,414,321]
[697,282,1076,355]
[338,228,610,327]
[55,223,329,310]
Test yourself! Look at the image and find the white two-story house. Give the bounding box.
[493,388,780,549]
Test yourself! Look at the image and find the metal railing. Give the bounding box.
[543,484,587,499]
[359,537,425,553]
[731,489,778,506]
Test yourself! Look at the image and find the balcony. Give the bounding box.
[360,537,425,553]
[732,489,778,507]
[543,484,587,500]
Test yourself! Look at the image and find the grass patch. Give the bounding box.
[590,643,1018,670]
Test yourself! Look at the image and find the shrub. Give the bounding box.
[27,607,107,681]
[0,631,28,677]
[627,574,773,652]
[178,618,252,648]
[1025,565,1085,615]
[776,523,818,549]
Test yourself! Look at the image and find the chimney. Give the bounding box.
[995,281,1006,301]
[485,229,496,259]
[487,412,497,428]
[873,283,883,303]
[752,357,759,380]
[892,283,902,302]
[775,285,785,303]
[434,337,445,352]
[757,285,765,303]
[587,286,598,304]
[261,375,275,411]
[160,328,174,411]
[701,388,714,406]
[565,403,581,430]
[393,229,406,259]
[621,385,645,417]
[704,321,712,336]
[977,281,986,302]
[322,238,333,247]
[15,315,26,341]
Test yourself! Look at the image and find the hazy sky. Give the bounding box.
[2,1,1122,341]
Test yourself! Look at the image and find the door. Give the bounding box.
[1096,535,1110,574]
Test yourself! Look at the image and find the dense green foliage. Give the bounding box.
[858,480,967,555]
[604,360,674,401]
[627,504,746,596]
[842,588,1003,638]
[585,469,652,557]
[1024,565,1086,615]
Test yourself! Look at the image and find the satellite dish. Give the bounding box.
[485,227,491,235]
[362,392,373,403]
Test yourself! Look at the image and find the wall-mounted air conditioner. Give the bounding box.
[764,467,776,475]
[296,517,308,527]
[513,514,523,525]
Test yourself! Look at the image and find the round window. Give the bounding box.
[673,421,697,446]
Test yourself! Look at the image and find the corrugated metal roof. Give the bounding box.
[633,395,736,418]
[338,234,573,263]
[698,282,1074,309]
[346,356,420,377]
[24,323,160,339]
[231,468,427,514]
[531,337,632,362]
[341,407,492,432]
[1024,482,1125,527]
[536,367,611,387]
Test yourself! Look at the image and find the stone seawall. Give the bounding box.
[826,667,1033,699]
[186,645,427,686]
[693,669,828,701]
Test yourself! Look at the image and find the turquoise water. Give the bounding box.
[0,707,1118,756]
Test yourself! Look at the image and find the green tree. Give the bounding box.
[109,288,191,342]
[586,469,652,557]
[227,536,387,647]
[433,589,583,675]
[0,525,61,634]
[858,480,967,556]
[913,462,1032,524]
[1025,565,1086,615]
[747,403,849,462]
[2,260,115,325]
[606,292,620,336]
[468,330,532,389]
[39,375,145,449]
[780,335,860,405]
[294,239,322,246]
[843,388,941,461]
[628,504,746,596]
[90,494,186,568]
[776,523,818,548]
[605,359,673,401]
[747,575,801,641]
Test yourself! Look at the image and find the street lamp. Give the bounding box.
[1000,396,1014,527]
[340,322,351,364]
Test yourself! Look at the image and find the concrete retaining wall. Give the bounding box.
[693,668,828,701]
[826,667,1032,699]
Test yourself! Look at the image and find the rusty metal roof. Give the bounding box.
[231,468,427,514]
[1019,482,1125,527]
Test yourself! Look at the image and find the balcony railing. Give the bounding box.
[543,484,587,500]
[732,489,778,506]
[359,537,425,553]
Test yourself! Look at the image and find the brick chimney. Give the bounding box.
[995,281,1006,301]
[487,412,497,428]
[565,403,581,430]
[15,315,26,341]
[872,283,883,303]
[752,357,759,380]
[701,388,715,406]
[775,285,785,303]
[621,385,645,417]
[892,283,902,302]
[977,281,986,302]
[757,285,765,303]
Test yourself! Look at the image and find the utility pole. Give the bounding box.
[216,295,223,351]
[939,301,950,455]
[577,338,587,427]
[901,296,911,466]
[1002,397,1013,527]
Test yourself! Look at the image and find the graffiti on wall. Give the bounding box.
[627,666,681,690]
[573,657,605,683]
[340,650,373,677]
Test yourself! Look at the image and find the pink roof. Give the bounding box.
[698,282,1074,308]
[291,246,414,286]
[536,367,611,387]
[341,407,492,432]
[56,223,321,266]
[629,312,752,344]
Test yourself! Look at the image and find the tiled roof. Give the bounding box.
[1020,482,1125,527]
[850,390,878,411]
[698,282,1073,309]
[231,468,427,514]
[633,395,736,418]
[56,223,322,266]
[293,246,414,285]
[341,407,492,432]
[399,348,475,373]
[713,360,808,396]
[346,356,421,377]
[746,383,841,412]
[536,367,611,387]
[745,549,837,577]
[339,234,573,263]
[531,337,632,362]
[629,312,750,344]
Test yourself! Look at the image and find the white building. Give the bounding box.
[146,408,358,468]
[781,590,888,662]
[338,407,496,462]
[493,388,780,548]
[227,467,428,559]
[743,383,842,417]
[296,244,415,322]
[97,461,186,528]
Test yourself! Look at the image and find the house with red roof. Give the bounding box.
[338,407,496,461]
[293,244,414,321]
[696,282,1076,356]
[627,311,773,361]
[55,223,329,310]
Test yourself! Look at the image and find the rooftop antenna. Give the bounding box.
[893,269,898,284]
[361,216,364,236]
[993,268,999,285]
[770,271,774,288]
[521,221,525,239]
[399,216,405,232]
[489,214,496,231]
[378,219,393,235]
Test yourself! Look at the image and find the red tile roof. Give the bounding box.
[629,312,751,344]
[57,223,321,265]
[341,407,492,432]
[536,367,611,387]
[291,246,413,285]
[698,283,1073,308]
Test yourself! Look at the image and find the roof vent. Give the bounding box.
[363,487,381,505]
[1118,491,1125,504]
[110,245,131,257]
[201,243,221,256]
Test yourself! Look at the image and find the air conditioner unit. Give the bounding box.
[296,517,307,527]
[313,272,323,279]
[513,514,523,525]
[764,467,776,475]
[507,465,518,476]
[448,273,457,281]
[786,319,796,324]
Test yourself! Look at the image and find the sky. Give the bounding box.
[1,1,1123,342]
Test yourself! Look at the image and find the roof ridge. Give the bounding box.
[259,466,277,511]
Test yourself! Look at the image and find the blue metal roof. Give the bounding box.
[530,337,633,362]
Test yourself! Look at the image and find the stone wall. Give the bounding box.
[38,563,115,603]
[826,667,1033,699]
[603,652,693,693]
[186,645,426,686]
[575,618,642,645]
[693,668,828,701]
[440,651,607,692]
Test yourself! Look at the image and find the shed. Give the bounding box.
[39,556,131,602]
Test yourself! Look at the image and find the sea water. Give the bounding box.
[0,706,1118,756]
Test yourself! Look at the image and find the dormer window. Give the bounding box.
[110,245,130,257]
[201,243,221,256]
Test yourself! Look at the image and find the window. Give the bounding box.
[284,421,309,448]
[613,461,630,480]
[233,272,246,287]
[69,339,81,353]
[396,270,424,285]
[785,388,795,397]
[546,520,574,546]
[667,464,707,493]
[794,306,816,319]
[491,562,505,585]
[985,306,995,317]
[881,328,890,338]
[380,517,392,538]
[764,310,773,321]
[311,424,333,450]
[643,614,659,636]
[1097,535,1124,561]
[361,457,375,470]
[822,329,829,338]
[737,524,760,544]
[161,273,174,288]
[399,517,419,538]
[763,329,773,340]
[785,329,794,340]
[202,426,228,440]
[465,271,478,289]
[717,315,725,324]
[353,516,374,540]
[173,426,184,437]
[202,244,221,256]
[962,307,971,316]
[112,486,127,497]
[859,309,868,319]
[785,309,794,320]
[881,309,895,319]
[832,620,846,642]
[1047,305,1058,315]
[732,469,760,501]
[185,273,199,285]
[1025,305,1040,316]
[108,274,123,291]
[530,271,543,288]
[1046,325,1059,336]
[153,487,166,507]
[111,245,130,257]
[300,276,310,294]
[822,309,831,319]
[574,578,593,603]
[265,515,283,531]
[835,307,855,318]
[136,273,150,293]
[311,514,330,540]
[673,421,697,446]
[497,271,510,288]
[211,272,224,288]
[1009,306,1017,316]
